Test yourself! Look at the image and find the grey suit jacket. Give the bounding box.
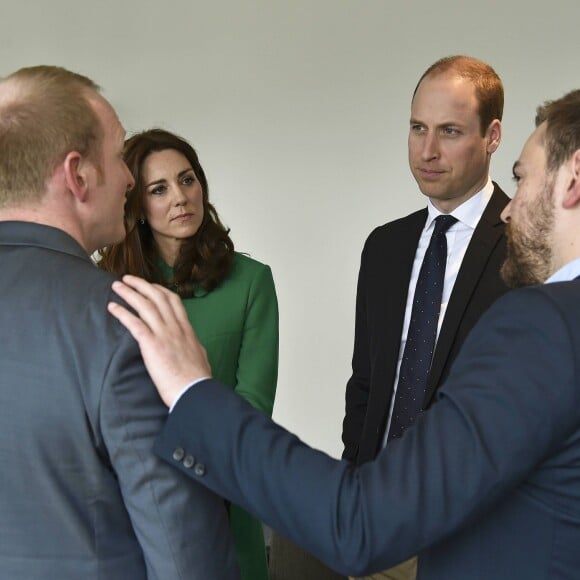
[154,281,580,579]
[0,222,239,579]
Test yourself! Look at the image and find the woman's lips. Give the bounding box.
[171,213,194,222]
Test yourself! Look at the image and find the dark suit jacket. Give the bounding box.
[342,184,510,464]
[0,222,238,579]
[154,280,580,579]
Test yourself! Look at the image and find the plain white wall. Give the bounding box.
[2,0,579,457]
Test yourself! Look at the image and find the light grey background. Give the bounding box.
[3,0,579,457]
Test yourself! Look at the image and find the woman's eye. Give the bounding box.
[182,175,196,185]
[150,185,166,195]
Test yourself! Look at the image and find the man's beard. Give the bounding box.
[501,183,555,288]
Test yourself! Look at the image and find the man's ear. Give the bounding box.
[62,151,91,202]
[486,119,502,154]
[562,149,580,210]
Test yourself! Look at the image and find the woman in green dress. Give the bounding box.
[100,128,278,580]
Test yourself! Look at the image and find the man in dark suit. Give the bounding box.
[111,88,580,580]
[0,66,238,579]
[342,55,508,465]
[342,55,509,579]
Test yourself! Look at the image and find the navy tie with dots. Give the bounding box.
[388,214,457,442]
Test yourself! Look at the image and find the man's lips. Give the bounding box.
[418,168,446,179]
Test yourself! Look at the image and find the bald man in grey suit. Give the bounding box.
[0,66,238,579]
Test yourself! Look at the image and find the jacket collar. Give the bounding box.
[0,221,92,264]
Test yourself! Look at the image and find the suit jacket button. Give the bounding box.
[194,463,206,477]
[183,454,195,469]
[172,447,185,462]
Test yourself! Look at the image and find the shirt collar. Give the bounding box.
[425,178,494,231]
[545,258,580,284]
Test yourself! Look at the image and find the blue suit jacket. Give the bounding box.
[154,281,580,579]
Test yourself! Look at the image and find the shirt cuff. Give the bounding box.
[169,377,210,413]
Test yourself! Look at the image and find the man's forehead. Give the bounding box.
[86,91,112,116]
[517,124,547,168]
[411,73,477,117]
[414,73,475,99]
[86,92,124,132]
[526,123,547,152]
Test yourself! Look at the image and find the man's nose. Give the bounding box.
[124,162,135,191]
[421,133,439,161]
[500,200,512,223]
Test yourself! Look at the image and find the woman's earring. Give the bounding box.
[139,218,145,225]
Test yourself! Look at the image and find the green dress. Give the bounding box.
[161,253,278,580]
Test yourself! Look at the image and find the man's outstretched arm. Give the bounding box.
[108,275,579,577]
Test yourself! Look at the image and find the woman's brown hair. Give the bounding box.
[99,128,234,297]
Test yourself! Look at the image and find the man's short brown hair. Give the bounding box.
[0,65,102,207]
[535,89,580,173]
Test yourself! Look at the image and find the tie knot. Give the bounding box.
[433,214,457,237]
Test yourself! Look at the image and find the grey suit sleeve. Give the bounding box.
[154,286,580,576]
[101,329,239,580]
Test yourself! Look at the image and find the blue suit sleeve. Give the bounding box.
[154,286,580,576]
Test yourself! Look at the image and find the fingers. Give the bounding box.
[107,275,212,409]
[112,275,173,324]
[118,274,174,301]
[113,275,192,337]
[107,301,152,343]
